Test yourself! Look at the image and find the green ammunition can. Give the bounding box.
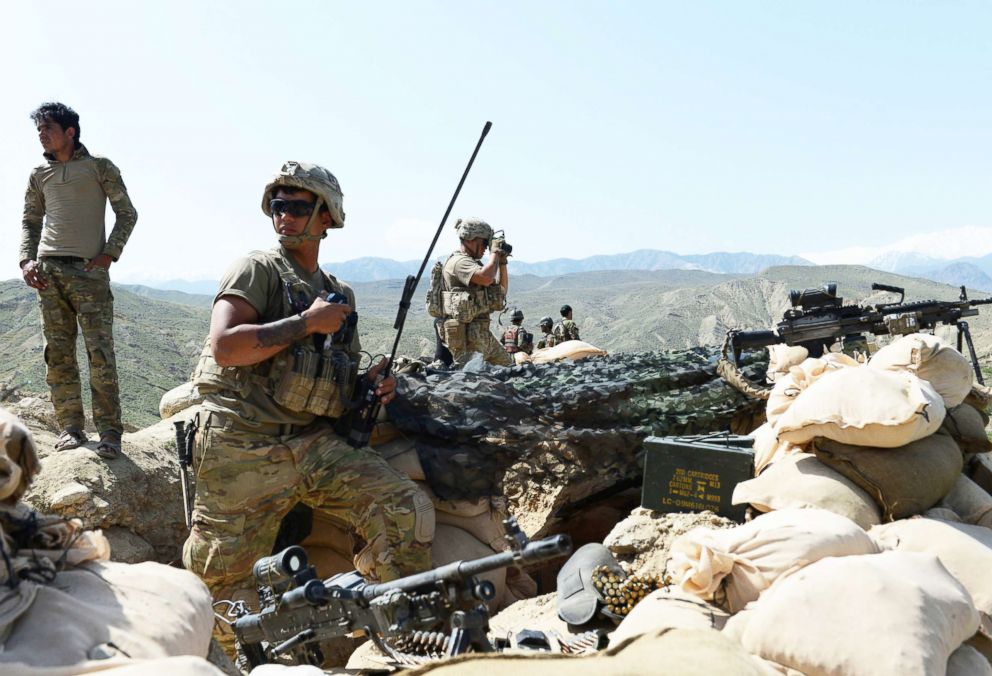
[640,434,755,522]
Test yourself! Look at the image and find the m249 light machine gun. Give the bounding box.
[227,518,571,669]
[728,283,992,384]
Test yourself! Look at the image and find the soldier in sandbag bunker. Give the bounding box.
[182,161,434,654]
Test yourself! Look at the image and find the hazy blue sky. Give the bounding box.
[2,1,990,283]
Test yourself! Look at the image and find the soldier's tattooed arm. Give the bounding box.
[255,315,308,348]
[210,296,311,367]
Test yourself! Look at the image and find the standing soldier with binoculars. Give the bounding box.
[439,218,513,366]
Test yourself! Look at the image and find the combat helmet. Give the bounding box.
[539,316,553,329]
[262,161,345,246]
[510,309,524,322]
[454,217,494,242]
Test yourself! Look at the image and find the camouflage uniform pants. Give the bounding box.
[182,416,434,649]
[442,317,513,367]
[36,258,122,435]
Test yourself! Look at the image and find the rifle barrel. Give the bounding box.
[361,534,571,600]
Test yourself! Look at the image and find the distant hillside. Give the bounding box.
[0,280,209,429]
[921,263,992,293]
[118,284,214,308]
[5,264,990,428]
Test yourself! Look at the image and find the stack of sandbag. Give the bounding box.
[722,550,983,675]
[667,508,879,613]
[613,509,990,674]
[299,434,536,611]
[0,406,221,675]
[735,334,987,525]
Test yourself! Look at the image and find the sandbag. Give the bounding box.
[750,423,804,475]
[940,474,992,528]
[432,524,506,612]
[776,368,945,448]
[813,432,963,521]
[869,333,974,408]
[973,453,992,495]
[298,512,355,578]
[948,645,992,676]
[608,588,730,647]
[158,382,203,420]
[966,383,992,414]
[722,551,980,676]
[765,354,858,424]
[0,561,213,668]
[530,340,607,364]
[732,453,881,529]
[670,508,878,613]
[942,403,992,454]
[869,517,992,615]
[0,655,228,676]
[765,344,808,384]
[403,627,770,676]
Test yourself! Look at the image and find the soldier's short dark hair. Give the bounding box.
[31,102,81,146]
[560,304,572,317]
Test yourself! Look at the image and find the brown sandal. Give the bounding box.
[55,428,88,451]
[96,432,122,459]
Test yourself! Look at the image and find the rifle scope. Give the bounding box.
[253,545,308,587]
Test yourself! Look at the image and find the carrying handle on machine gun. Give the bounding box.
[346,121,494,449]
[871,283,905,307]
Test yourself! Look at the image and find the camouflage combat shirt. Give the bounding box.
[20,144,138,263]
[201,247,362,428]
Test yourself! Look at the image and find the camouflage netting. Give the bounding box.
[387,348,768,537]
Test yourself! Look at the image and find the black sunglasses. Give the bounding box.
[269,198,316,218]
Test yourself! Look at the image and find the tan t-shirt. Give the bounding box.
[442,251,482,290]
[202,247,361,428]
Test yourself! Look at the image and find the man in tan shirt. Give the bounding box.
[19,102,138,458]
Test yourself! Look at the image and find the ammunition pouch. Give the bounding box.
[443,289,477,323]
[443,285,505,323]
[269,345,357,419]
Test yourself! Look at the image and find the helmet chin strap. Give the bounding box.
[277,196,327,247]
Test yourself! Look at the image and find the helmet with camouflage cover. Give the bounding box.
[262,161,345,246]
[539,316,553,329]
[510,309,524,322]
[454,217,493,242]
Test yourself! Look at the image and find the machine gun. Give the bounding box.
[227,517,571,669]
[728,282,992,384]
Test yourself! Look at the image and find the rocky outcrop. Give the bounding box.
[9,396,187,563]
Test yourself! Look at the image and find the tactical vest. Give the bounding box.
[556,320,578,342]
[191,251,359,419]
[502,325,521,353]
[441,253,505,323]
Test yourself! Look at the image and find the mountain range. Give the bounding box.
[805,226,992,292]
[121,250,811,292]
[320,250,814,282]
